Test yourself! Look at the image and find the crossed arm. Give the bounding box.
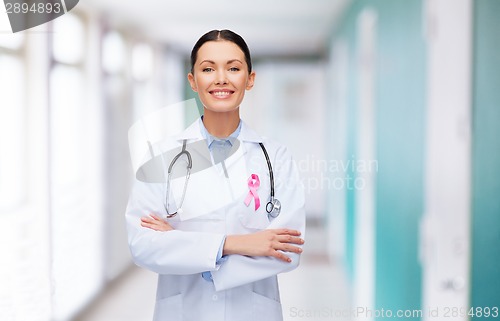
[141,214,304,263]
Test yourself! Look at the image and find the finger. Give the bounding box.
[272,240,303,253]
[150,214,162,221]
[270,251,292,263]
[141,217,155,223]
[281,244,303,254]
[277,235,304,245]
[141,221,160,231]
[273,229,301,236]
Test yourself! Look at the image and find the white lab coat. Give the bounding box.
[125,119,305,321]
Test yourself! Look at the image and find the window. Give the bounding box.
[0,33,24,50]
[132,42,153,81]
[132,42,157,121]
[101,29,135,280]
[0,29,52,321]
[0,54,26,211]
[102,31,126,74]
[52,13,85,64]
[50,12,103,320]
[50,64,85,187]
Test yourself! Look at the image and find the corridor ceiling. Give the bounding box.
[83,0,350,57]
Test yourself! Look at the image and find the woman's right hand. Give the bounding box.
[223,229,304,263]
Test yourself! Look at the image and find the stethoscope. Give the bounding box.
[165,140,281,219]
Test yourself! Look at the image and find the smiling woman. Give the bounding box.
[125,29,306,321]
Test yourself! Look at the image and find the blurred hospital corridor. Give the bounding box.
[1,0,500,320]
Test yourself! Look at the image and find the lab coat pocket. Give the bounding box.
[153,293,182,321]
[252,292,283,320]
[238,204,270,231]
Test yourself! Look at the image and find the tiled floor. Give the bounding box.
[73,267,157,321]
[74,224,351,321]
[279,224,352,321]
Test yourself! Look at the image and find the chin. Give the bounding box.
[204,106,240,114]
[202,100,241,113]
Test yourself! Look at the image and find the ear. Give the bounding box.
[187,73,198,92]
[246,71,256,90]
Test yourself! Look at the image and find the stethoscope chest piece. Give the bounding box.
[266,197,281,218]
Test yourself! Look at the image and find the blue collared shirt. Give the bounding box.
[200,116,242,164]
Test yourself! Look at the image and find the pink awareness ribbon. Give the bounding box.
[244,174,261,211]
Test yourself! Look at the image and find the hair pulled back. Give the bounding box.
[190,29,252,74]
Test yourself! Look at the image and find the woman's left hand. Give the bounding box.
[141,214,174,232]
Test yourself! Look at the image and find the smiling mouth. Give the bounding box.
[209,90,234,99]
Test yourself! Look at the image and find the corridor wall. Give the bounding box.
[327,0,426,318]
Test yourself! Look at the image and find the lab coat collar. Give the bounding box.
[173,118,263,144]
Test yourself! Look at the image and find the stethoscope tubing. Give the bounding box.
[165,140,192,218]
[165,140,280,218]
[258,142,274,198]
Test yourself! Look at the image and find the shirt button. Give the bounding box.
[212,295,218,301]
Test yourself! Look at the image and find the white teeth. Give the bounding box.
[213,91,230,97]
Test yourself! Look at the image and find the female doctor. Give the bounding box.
[126,29,305,321]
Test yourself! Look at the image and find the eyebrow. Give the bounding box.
[199,59,243,65]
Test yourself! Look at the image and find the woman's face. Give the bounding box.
[188,40,255,114]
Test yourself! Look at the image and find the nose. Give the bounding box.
[214,70,228,85]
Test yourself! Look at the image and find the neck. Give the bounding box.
[202,108,240,138]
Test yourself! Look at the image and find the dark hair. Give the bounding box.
[190,29,252,74]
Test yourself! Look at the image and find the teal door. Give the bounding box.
[471,0,500,318]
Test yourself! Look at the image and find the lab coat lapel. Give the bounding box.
[223,139,245,168]
[170,120,219,220]
[239,122,263,144]
[223,121,263,168]
[170,157,231,221]
[224,122,265,203]
[172,119,212,165]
